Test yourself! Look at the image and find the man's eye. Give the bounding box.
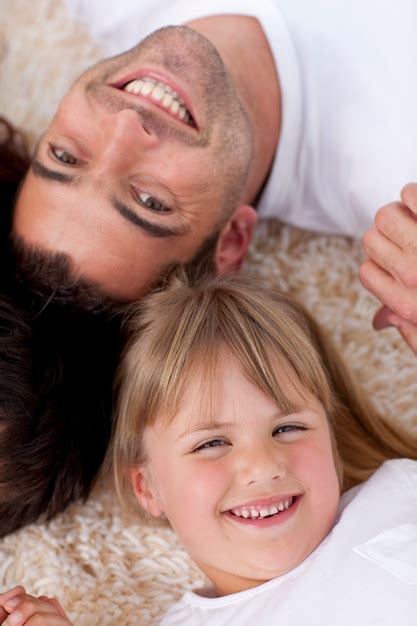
[194,439,227,452]
[50,145,78,165]
[273,424,306,436]
[135,191,172,214]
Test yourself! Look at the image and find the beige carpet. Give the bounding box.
[1,1,416,624]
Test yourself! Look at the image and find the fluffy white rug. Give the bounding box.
[1,1,416,624]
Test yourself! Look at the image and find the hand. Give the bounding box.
[360,183,417,354]
[0,586,72,625]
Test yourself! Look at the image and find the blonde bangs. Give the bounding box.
[113,273,334,504]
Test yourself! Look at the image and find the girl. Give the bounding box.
[1,273,416,624]
[115,273,417,624]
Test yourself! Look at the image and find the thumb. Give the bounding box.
[373,306,417,355]
[373,305,401,330]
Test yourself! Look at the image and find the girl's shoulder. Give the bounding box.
[340,457,417,515]
[375,457,417,487]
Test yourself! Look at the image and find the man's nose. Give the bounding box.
[237,442,286,487]
[96,108,159,173]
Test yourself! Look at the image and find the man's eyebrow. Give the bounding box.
[31,159,188,238]
[31,159,78,185]
[111,198,189,238]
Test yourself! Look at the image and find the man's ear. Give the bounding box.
[215,205,257,274]
[130,466,164,518]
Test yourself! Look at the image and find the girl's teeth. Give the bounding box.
[230,497,294,519]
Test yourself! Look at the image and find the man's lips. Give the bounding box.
[110,69,199,129]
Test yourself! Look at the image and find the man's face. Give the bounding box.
[13,27,252,301]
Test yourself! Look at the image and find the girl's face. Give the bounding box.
[132,354,340,596]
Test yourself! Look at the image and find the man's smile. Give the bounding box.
[111,70,198,128]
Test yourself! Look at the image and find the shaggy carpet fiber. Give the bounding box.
[1,1,416,624]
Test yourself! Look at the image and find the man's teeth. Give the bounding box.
[123,77,192,125]
[231,497,294,519]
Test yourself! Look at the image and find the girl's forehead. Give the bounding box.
[153,354,323,437]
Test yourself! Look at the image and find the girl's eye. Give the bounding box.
[273,424,306,436]
[50,145,78,165]
[134,190,172,214]
[194,439,227,453]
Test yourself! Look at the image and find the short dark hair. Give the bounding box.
[0,117,30,205]
[0,241,127,536]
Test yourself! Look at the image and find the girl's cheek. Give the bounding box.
[187,461,228,503]
[289,438,338,487]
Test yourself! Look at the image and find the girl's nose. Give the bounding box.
[238,444,287,487]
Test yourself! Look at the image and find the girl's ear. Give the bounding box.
[130,466,164,518]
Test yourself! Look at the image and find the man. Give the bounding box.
[12,1,417,341]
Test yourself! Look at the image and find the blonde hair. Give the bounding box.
[113,272,417,507]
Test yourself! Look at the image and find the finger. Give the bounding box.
[23,613,71,625]
[401,182,417,215]
[395,319,417,355]
[3,595,59,625]
[38,598,68,619]
[0,588,26,622]
[359,259,417,324]
[0,588,25,603]
[374,201,417,250]
[362,228,407,283]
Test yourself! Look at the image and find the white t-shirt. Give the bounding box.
[64,0,417,237]
[160,458,417,625]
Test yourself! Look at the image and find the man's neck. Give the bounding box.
[186,15,281,205]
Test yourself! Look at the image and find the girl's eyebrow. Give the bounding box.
[176,421,235,441]
[176,410,305,441]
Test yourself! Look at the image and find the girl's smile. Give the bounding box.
[223,493,302,528]
[131,350,341,596]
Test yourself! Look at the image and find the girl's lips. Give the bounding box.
[223,495,301,528]
[225,493,300,510]
[110,68,199,129]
